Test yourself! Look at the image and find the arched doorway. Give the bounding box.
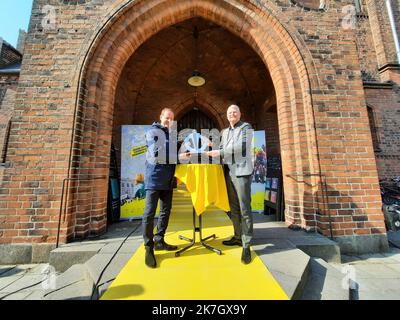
[64,0,322,243]
[110,16,277,226]
[177,108,218,133]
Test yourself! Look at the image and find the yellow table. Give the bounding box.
[174,164,231,256]
[175,164,230,214]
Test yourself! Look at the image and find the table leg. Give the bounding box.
[175,207,222,257]
[175,208,196,257]
[199,214,221,255]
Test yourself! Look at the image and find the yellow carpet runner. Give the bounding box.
[101,188,288,300]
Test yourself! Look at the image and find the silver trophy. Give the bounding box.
[182,130,210,154]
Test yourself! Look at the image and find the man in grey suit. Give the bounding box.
[207,105,254,264]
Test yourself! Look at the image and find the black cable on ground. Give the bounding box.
[0,280,44,300]
[0,266,38,297]
[0,272,27,292]
[90,223,141,300]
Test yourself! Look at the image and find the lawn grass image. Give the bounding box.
[121,198,160,219]
[251,191,265,212]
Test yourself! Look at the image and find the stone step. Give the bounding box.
[172,199,192,203]
[300,258,349,300]
[252,220,342,263]
[44,264,95,300]
[44,222,144,300]
[253,245,311,300]
[49,244,104,273]
[86,240,142,299]
[43,220,335,300]
[290,239,341,264]
[46,243,312,300]
[48,221,143,273]
[172,203,192,207]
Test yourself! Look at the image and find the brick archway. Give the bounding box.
[174,97,225,131]
[66,0,323,241]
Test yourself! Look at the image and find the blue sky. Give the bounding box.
[0,0,33,48]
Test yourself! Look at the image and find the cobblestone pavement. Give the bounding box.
[330,246,400,300]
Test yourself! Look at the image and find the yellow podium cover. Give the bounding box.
[175,164,230,215]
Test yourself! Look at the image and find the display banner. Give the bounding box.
[120,125,155,220]
[251,131,267,212]
[121,126,266,217]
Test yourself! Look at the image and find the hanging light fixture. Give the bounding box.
[188,25,206,87]
[188,70,206,87]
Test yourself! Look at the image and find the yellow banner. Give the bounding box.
[131,145,147,157]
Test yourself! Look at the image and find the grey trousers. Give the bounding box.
[225,170,253,248]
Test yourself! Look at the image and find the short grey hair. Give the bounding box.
[160,108,174,116]
[227,104,240,112]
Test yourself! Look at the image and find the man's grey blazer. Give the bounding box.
[219,121,254,177]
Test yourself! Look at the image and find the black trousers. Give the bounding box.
[142,189,173,248]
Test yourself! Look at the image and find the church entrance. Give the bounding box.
[68,1,326,244]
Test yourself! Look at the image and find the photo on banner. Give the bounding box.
[120,125,158,220]
[251,131,267,212]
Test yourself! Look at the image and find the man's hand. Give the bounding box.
[206,150,220,158]
[179,152,191,160]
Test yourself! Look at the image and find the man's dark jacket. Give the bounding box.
[144,122,176,190]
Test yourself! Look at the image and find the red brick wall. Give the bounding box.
[355,0,400,184]
[365,0,400,82]
[356,13,380,81]
[0,74,19,168]
[0,74,19,104]
[0,0,391,253]
[291,0,323,9]
[0,42,22,68]
[365,85,400,181]
[0,88,15,160]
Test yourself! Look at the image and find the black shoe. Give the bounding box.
[154,239,178,251]
[145,246,156,268]
[241,247,251,265]
[222,237,242,247]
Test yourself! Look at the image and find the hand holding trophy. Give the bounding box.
[206,149,220,158]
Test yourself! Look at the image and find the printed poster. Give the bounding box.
[251,131,267,212]
[120,125,156,220]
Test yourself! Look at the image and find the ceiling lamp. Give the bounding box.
[188,25,206,87]
[188,70,205,87]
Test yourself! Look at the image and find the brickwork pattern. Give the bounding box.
[0,0,397,249]
[365,85,400,181]
[0,42,22,68]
